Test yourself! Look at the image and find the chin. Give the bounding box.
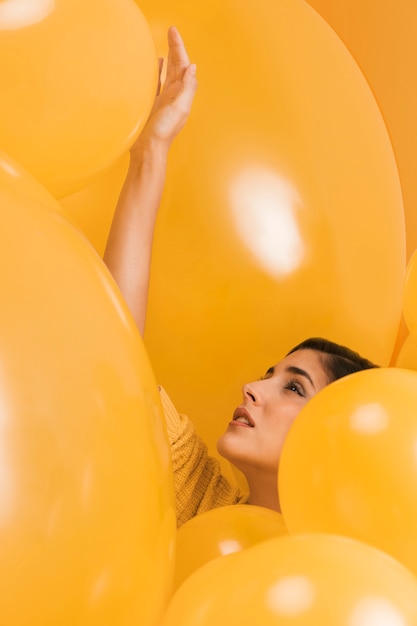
[217,433,248,472]
[216,433,228,459]
[216,432,237,463]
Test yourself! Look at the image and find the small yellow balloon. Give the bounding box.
[403,249,417,333]
[395,332,417,370]
[0,151,174,625]
[279,367,417,577]
[0,0,157,197]
[174,505,287,590]
[164,534,417,625]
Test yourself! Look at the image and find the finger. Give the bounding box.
[173,63,198,118]
[156,57,164,96]
[166,26,191,84]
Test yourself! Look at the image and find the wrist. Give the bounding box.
[129,130,171,170]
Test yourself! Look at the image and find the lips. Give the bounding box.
[232,407,255,427]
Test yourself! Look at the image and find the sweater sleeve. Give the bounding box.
[159,386,249,527]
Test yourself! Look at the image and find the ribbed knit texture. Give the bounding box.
[159,387,249,527]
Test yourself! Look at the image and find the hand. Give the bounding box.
[131,26,197,162]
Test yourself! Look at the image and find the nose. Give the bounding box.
[242,380,264,405]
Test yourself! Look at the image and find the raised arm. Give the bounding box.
[104,27,197,335]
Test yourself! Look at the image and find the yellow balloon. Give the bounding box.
[306,0,417,262]
[0,151,174,625]
[164,534,417,625]
[389,314,409,366]
[395,332,417,370]
[60,153,129,256]
[174,505,287,590]
[403,249,417,333]
[0,0,157,197]
[279,367,417,577]
[133,0,406,478]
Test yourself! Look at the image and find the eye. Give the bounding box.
[284,379,305,397]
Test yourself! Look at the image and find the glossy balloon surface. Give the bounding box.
[132,0,406,478]
[403,250,417,333]
[0,152,174,625]
[174,505,287,590]
[0,0,157,197]
[395,332,417,370]
[307,0,417,262]
[279,367,417,576]
[164,534,417,625]
[60,154,130,256]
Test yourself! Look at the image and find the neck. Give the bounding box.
[245,471,281,512]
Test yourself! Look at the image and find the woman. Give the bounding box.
[104,27,377,526]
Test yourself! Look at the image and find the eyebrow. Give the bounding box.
[285,366,316,389]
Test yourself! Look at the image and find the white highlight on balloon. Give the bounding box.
[0,156,19,178]
[229,167,304,277]
[349,403,389,434]
[218,539,242,555]
[0,0,54,30]
[349,597,407,626]
[266,575,315,616]
[0,397,15,527]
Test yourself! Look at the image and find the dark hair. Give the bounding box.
[287,337,379,383]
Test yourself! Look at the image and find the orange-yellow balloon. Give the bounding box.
[0,0,157,197]
[132,0,406,478]
[389,314,409,366]
[0,151,174,625]
[164,534,417,625]
[395,332,417,370]
[306,0,417,262]
[174,505,287,590]
[279,367,417,576]
[403,249,417,333]
[60,153,130,256]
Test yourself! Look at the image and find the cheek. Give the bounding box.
[271,400,303,424]
[266,404,301,443]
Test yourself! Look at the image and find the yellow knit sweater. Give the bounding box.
[159,387,249,527]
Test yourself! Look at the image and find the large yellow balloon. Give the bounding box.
[0,151,174,625]
[174,505,287,590]
[306,0,417,262]
[0,0,157,197]
[133,0,406,477]
[279,367,417,577]
[164,534,417,625]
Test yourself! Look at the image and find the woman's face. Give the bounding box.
[217,349,330,479]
